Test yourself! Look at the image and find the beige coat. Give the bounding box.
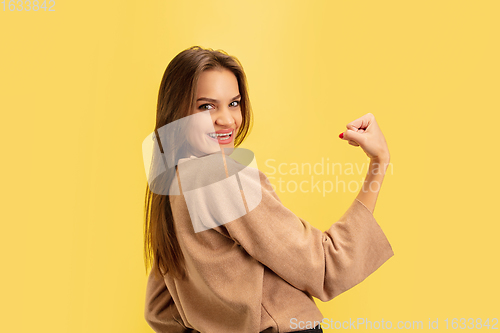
[144,153,394,333]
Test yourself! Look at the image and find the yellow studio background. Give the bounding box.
[1,0,498,332]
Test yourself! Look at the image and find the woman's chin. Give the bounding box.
[220,146,235,155]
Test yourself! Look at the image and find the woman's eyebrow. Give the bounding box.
[196,94,241,103]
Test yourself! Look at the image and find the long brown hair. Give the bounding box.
[144,46,253,280]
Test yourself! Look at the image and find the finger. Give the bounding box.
[343,129,367,146]
[346,123,359,131]
[342,127,363,146]
[346,113,373,131]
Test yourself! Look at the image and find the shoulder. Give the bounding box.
[172,150,278,201]
[171,150,280,232]
[175,149,267,191]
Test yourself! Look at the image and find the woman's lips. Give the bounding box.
[206,129,234,144]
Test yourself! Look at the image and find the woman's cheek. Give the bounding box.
[236,110,243,127]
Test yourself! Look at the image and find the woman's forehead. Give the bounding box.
[196,69,239,100]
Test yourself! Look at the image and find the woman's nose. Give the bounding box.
[214,106,234,126]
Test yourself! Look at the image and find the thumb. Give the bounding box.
[342,129,366,144]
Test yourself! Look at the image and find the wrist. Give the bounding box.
[370,153,390,165]
[368,155,390,176]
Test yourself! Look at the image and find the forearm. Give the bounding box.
[355,157,390,214]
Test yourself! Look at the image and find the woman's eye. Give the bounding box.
[198,104,214,111]
[230,100,241,107]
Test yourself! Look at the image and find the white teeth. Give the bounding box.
[208,131,232,139]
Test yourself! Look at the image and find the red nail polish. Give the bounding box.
[339,132,344,139]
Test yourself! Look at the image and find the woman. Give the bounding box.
[143,46,394,333]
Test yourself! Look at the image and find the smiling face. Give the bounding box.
[185,68,243,156]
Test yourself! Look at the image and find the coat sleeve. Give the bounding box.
[144,267,190,333]
[220,168,395,302]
